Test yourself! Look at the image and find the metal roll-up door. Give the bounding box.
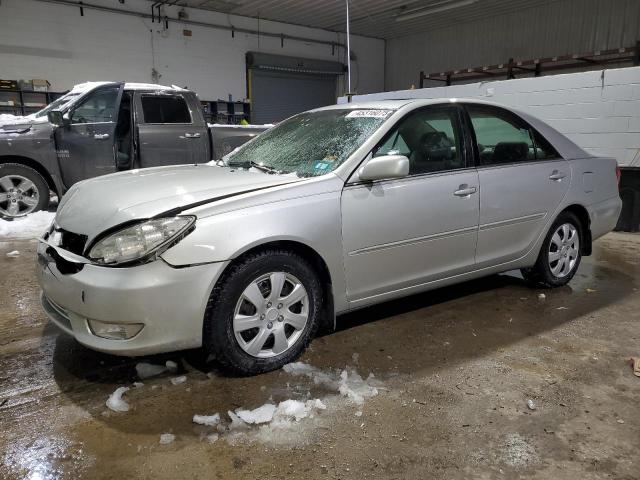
[247,52,345,124]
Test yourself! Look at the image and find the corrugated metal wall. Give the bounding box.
[385,0,640,91]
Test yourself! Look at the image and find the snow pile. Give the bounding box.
[232,398,326,426]
[0,113,30,125]
[0,211,55,239]
[283,362,380,405]
[191,363,382,446]
[135,360,178,379]
[193,413,220,427]
[235,403,277,424]
[191,398,327,446]
[105,387,130,412]
[6,250,20,257]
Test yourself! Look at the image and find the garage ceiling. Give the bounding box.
[159,0,559,39]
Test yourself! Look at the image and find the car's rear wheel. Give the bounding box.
[521,211,583,288]
[0,163,49,219]
[203,249,323,375]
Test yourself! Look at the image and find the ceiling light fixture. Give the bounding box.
[395,0,477,22]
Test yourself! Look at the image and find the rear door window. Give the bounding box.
[466,105,560,165]
[141,95,191,124]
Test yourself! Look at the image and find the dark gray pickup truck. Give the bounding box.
[0,81,267,219]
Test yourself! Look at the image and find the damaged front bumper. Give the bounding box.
[36,239,227,356]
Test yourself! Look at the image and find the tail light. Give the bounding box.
[615,162,621,185]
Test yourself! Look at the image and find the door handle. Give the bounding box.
[453,185,477,197]
[549,170,566,181]
[93,133,110,140]
[183,132,201,139]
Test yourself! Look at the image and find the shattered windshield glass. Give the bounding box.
[226,109,393,177]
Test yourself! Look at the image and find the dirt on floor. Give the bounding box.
[0,232,639,480]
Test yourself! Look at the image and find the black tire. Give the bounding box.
[0,163,49,219]
[521,211,583,288]
[203,249,323,376]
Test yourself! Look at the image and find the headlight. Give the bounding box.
[88,216,195,266]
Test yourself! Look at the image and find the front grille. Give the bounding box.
[58,229,88,256]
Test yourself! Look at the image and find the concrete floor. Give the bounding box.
[0,232,639,479]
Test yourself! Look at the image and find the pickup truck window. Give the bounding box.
[141,95,191,124]
[35,91,82,118]
[70,86,120,124]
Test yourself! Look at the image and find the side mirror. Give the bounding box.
[47,110,65,126]
[358,154,409,182]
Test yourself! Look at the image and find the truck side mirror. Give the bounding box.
[47,110,65,126]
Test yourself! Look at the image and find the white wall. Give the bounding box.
[385,0,640,92]
[339,66,640,167]
[0,0,385,101]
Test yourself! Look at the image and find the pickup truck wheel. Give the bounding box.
[521,211,583,288]
[0,164,49,219]
[204,249,323,376]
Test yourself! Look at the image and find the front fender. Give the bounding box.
[160,190,347,311]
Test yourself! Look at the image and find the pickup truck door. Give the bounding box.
[134,91,210,167]
[54,82,123,187]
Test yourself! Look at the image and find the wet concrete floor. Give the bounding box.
[0,232,639,479]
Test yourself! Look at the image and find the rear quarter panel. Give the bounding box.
[566,156,622,240]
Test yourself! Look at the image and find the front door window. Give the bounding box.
[70,86,120,124]
[373,106,465,175]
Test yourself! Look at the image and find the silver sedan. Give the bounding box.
[37,99,622,375]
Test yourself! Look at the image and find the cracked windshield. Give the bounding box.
[226,109,393,177]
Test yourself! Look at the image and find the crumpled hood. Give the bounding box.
[55,164,299,241]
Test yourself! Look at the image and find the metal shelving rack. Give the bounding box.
[0,89,66,116]
[419,42,640,88]
[200,99,251,124]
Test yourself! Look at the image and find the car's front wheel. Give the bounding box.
[203,249,323,375]
[521,211,583,288]
[0,163,49,219]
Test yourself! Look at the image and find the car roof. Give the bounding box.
[68,81,186,94]
[317,97,527,112]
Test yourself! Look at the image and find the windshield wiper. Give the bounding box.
[229,160,281,174]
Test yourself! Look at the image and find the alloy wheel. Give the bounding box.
[0,174,40,217]
[233,272,309,358]
[548,223,580,278]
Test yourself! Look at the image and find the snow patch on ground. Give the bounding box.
[193,413,220,427]
[135,360,177,380]
[233,398,326,427]
[222,398,327,446]
[105,387,130,412]
[6,250,20,257]
[0,211,55,239]
[283,362,380,405]
[159,433,175,445]
[170,375,187,385]
[235,403,277,424]
[190,362,381,447]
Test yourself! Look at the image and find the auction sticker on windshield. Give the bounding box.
[345,109,392,118]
